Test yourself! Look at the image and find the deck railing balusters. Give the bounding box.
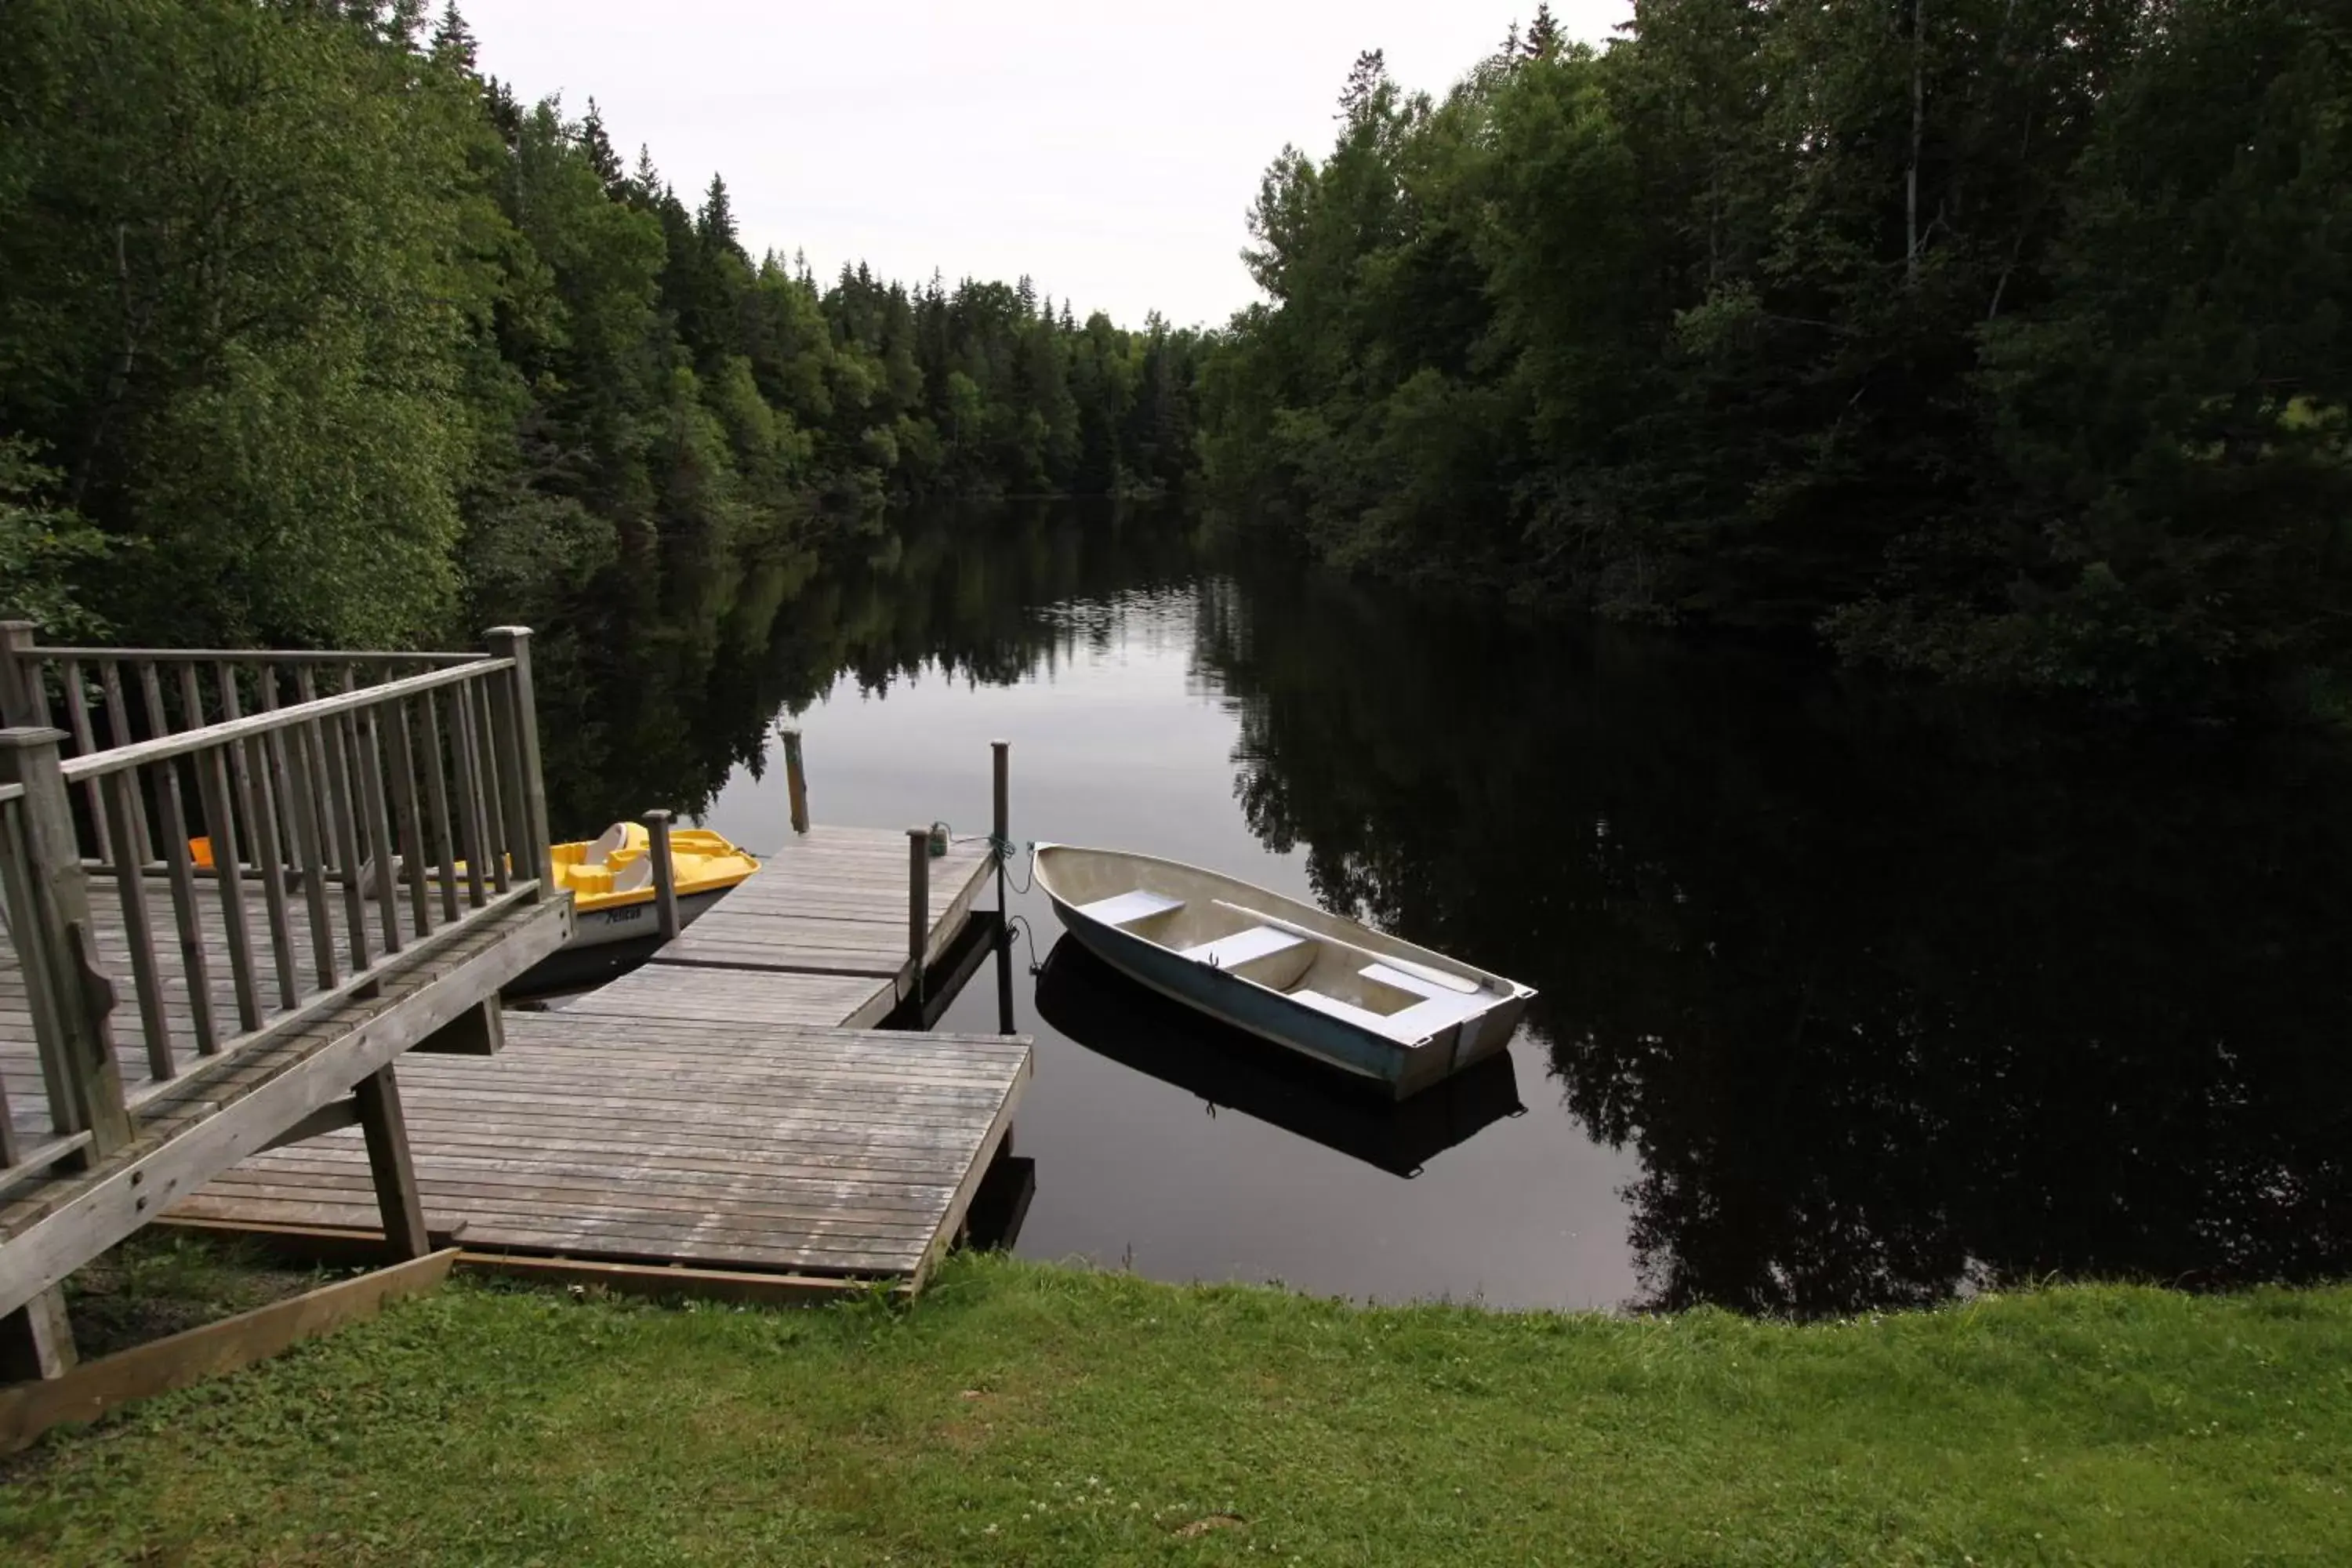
[137,666,218,1054]
[2,641,545,1170]
[0,797,27,1167]
[448,683,490,909]
[353,706,403,956]
[420,689,462,923]
[223,670,299,1011]
[387,698,434,940]
[176,665,258,1039]
[319,704,371,974]
[59,659,110,866]
[96,662,154,865]
[198,725,261,1037]
[267,670,339,991]
[462,680,510,896]
[100,769,174,1080]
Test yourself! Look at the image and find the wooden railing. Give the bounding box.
[0,630,551,1186]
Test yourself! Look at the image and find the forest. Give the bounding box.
[5,1,2347,717]
[0,0,1207,652]
[1203,2,2352,712]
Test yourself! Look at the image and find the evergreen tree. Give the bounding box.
[698,173,739,253]
[579,97,625,197]
[1523,5,1561,60]
[429,2,475,69]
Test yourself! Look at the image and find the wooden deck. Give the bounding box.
[172,825,1030,1294]
[174,980,1029,1283]
[2,875,520,1159]
[1,895,569,1312]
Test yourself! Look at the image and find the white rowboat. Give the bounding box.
[1034,843,1534,1099]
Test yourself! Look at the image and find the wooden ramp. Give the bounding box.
[172,982,1029,1287]
[172,823,1029,1296]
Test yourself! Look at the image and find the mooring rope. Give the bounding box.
[1004,912,1045,975]
[946,826,1036,895]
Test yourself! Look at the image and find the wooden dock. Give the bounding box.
[649,825,996,1026]
[0,604,1028,1370]
[172,824,1029,1297]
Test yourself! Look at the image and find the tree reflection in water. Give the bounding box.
[530,503,2351,1315]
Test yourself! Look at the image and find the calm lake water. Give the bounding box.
[545,503,2352,1314]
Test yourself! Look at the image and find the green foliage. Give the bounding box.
[0,0,480,647]
[0,1,1205,655]
[4,1258,2350,1563]
[1204,0,2352,713]
[0,437,107,636]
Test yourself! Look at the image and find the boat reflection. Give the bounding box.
[1035,937,1525,1178]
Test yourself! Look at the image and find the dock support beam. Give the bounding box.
[780,727,810,836]
[907,826,931,1009]
[354,1065,430,1261]
[644,809,682,943]
[0,1288,77,1382]
[412,997,504,1056]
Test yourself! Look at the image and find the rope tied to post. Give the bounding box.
[947,824,1036,894]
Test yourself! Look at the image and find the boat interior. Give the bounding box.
[1065,884,1501,1047]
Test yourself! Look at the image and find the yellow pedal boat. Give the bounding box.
[550,820,759,942]
[508,821,758,995]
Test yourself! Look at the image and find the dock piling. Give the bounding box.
[907,826,931,1007]
[992,738,1014,1033]
[780,727,809,836]
[644,809,681,942]
[991,739,1009,898]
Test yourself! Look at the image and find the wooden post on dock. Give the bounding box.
[780,727,809,836]
[991,739,1010,909]
[483,627,554,895]
[0,622,45,730]
[906,826,930,1008]
[644,810,681,943]
[992,739,1013,1034]
[0,728,131,1165]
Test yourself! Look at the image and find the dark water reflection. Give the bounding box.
[539,502,2352,1313]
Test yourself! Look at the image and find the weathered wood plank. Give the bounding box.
[0,896,569,1318]
[177,1007,1033,1287]
[0,1249,457,1456]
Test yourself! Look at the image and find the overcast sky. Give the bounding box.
[454,1,1633,329]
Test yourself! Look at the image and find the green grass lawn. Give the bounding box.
[4,1256,2348,1566]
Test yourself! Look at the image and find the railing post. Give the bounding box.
[483,628,554,895]
[0,728,131,1164]
[644,809,681,943]
[779,726,811,837]
[906,826,931,1009]
[0,622,45,730]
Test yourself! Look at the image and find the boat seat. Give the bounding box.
[1073,889,1185,928]
[1288,987,1399,1033]
[1360,960,1480,998]
[1283,967,1500,1044]
[1181,925,1305,969]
